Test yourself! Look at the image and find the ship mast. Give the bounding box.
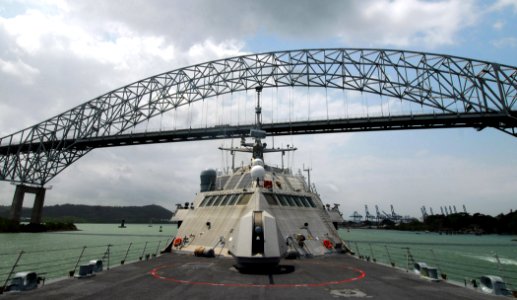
[218,86,296,168]
[252,86,265,160]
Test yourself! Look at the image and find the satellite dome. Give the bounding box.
[251,165,265,180]
[252,158,264,166]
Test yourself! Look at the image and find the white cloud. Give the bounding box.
[0,0,515,219]
[358,0,477,47]
[490,0,517,12]
[493,20,505,30]
[492,37,517,48]
[0,57,39,82]
[187,39,246,65]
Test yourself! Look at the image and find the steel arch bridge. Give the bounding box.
[1,48,516,187]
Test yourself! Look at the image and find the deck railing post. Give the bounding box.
[121,242,132,265]
[1,250,24,294]
[106,244,112,270]
[69,246,86,277]
[385,245,394,267]
[430,249,446,280]
[405,247,410,272]
[369,243,376,262]
[154,241,161,258]
[140,241,148,261]
[354,242,361,258]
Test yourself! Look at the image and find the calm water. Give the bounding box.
[341,228,517,289]
[0,223,176,284]
[1,225,516,289]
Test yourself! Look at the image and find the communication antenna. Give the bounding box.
[303,164,312,192]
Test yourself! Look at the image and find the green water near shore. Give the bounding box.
[341,228,517,289]
[1,225,516,290]
[0,223,176,284]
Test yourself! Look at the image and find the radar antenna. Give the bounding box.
[218,86,296,165]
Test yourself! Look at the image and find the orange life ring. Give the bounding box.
[173,237,182,247]
[323,239,333,249]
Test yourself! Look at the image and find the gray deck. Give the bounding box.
[2,253,500,299]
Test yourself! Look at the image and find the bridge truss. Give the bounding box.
[1,48,516,185]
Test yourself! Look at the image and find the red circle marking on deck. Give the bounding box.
[149,264,366,288]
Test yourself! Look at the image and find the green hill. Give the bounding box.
[0,204,173,223]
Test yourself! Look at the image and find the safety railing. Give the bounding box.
[0,238,171,292]
[347,240,517,291]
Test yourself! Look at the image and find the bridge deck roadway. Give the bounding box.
[2,252,500,300]
[1,112,515,155]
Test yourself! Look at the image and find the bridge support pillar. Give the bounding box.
[9,185,47,224]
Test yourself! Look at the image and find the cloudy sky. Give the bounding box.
[0,0,516,219]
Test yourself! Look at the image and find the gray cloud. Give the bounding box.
[0,0,515,218]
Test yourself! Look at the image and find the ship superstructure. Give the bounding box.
[170,87,346,266]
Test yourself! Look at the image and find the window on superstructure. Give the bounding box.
[199,196,210,207]
[205,196,216,206]
[264,194,278,205]
[305,197,316,208]
[292,196,303,207]
[283,195,295,206]
[220,194,231,206]
[227,194,239,205]
[237,193,252,205]
[299,197,310,207]
[275,194,288,206]
[212,195,224,206]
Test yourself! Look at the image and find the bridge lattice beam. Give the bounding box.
[1,48,516,185]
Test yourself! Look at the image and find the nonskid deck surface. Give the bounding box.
[2,253,499,300]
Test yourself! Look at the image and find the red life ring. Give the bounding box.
[173,237,182,247]
[323,239,333,249]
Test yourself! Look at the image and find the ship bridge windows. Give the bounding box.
[227,194,239,205]
[292,196,304,207]
[299,197,310,207]
[266,194,316,208]
[220,194,231,206]
[199,197,209,207]
[264,193,278,205]
[199,195,215,207]
[199,193,252,207]
[285,195,296,207]
[305,197,316,208]
[212,195,224,206]
[275,194,288,206]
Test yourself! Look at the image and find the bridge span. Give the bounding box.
[1,48,516,223]
[1,111,513,154]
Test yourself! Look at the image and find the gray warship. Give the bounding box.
[170,86,347,267]
[2,88,504,300]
